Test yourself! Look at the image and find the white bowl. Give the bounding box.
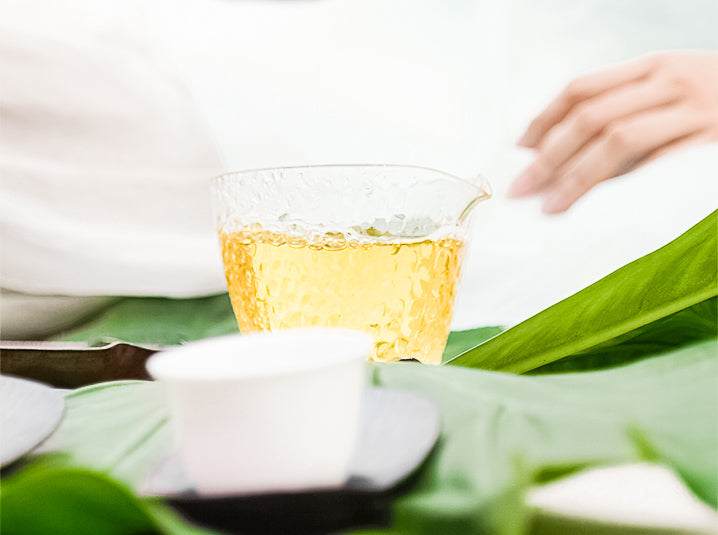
[146,329,371,495]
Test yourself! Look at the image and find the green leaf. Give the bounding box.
[0,465,160,535]
[442,326,504,362]
[36,380,172,488]
[0,463,217,535]
[54,294,238,346]
[530,296,717,374]
[373,339,717,534]
[449,211,717,372]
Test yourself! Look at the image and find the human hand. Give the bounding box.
[510,51,718,213]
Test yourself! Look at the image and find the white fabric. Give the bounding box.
[453,142,718,329]
[0,5,225,297]
[0,290,117,339]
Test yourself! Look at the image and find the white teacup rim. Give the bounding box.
[146,329,372,382]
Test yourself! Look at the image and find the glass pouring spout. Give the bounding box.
[457,174,492,225]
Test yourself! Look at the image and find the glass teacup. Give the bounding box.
[211,164,490,364]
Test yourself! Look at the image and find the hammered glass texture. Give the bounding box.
[211,165,489,363]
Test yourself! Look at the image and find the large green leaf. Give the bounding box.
[0,463,160,535]
[0,462,215,535]
[531,296,717,374]
[442,326,504,362]
[36,381,172,487]
[449,211,717,372]
[373,339,717,534]
[13,339,715,535]
[55,294,238,346]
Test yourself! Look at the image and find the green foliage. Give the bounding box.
[442,326,504,362]
[373,339,717,534]
[1,464,161,535]
[450,211,717,373]
[0,462,216,535]
[37,381,172,487]
[7,340,714,535]
[55,294,238,346]
[531,296,717,374]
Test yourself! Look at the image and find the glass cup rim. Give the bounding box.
[210,163,490,194]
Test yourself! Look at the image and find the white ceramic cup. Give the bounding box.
[146,329,371,495]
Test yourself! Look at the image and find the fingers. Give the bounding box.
[541,104,705,214]
[510,77,680,197]
[635,129,716,169]
[512,51,718,214]
[518,55,657,148]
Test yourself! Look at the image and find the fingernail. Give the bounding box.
[517,129,539,147]
[517,131,532,147]
[509,169,536,198]
[542,192,567,214]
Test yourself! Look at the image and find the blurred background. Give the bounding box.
[151,0,717,178]
[2,0,716,330]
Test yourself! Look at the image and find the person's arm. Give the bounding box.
[510,51,718,213]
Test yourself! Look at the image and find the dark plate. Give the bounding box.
[0,375,65,466]
[141,388,441,534]
[0,341,160,388]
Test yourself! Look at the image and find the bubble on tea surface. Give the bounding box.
[387,214,405,235]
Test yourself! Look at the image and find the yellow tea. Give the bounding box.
[220,225,465,364]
